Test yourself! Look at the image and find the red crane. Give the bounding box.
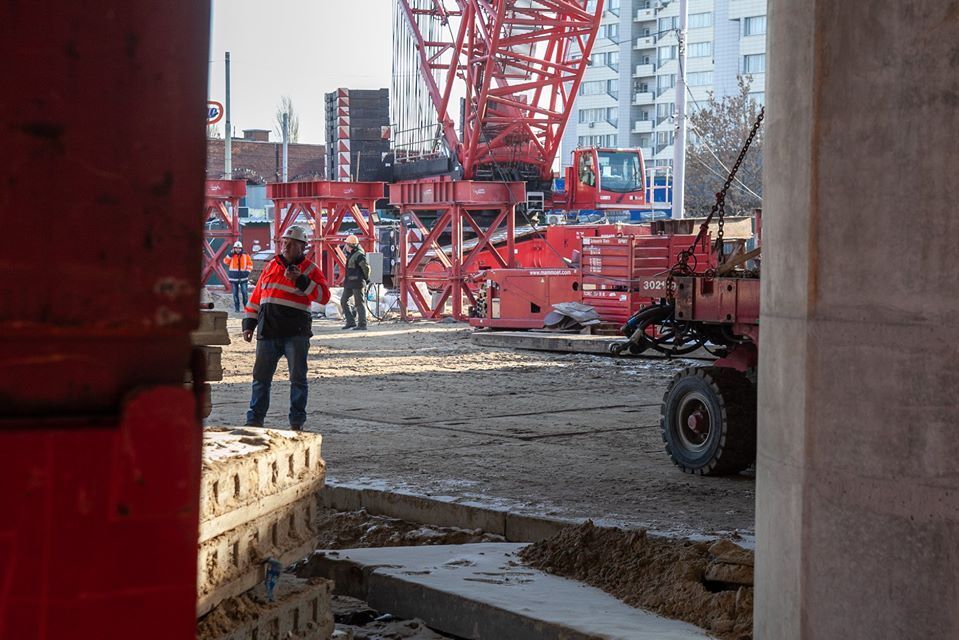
[395,0,603,185]
[392,0,607,319]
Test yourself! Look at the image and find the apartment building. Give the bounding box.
[560,0,767,171]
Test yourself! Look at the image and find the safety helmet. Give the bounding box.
[233,241,243,249]
[282,225,309,243]
[344,234,360,246]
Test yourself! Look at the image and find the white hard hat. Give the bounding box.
[282,225,309,243]
[233,241,243,249]
[344,234,360,245]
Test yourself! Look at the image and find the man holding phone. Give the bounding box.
[242,225,330,430]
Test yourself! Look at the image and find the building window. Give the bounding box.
[580,81,605,96]
[687,71,713,86]
[607,0,621,15]
[656,102,675,122]
[744,15,767,36]
[656,131,674,146]
[579,107,606,124]
[657,74,676,92]
[688,12,712,29]
[578,134,618,147]
[600,23,619,40]
[749,92,765,106]
[658,45,677,64]
[688,41,712,58]
[743,53,766,74]
[658,16,678,33]
[607,107,619,127]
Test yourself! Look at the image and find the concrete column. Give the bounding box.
[757,2,959,639]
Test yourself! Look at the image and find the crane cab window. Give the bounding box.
[578,152,596,187]
[597,150,643,193]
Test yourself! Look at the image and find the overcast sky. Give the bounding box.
[208,0,394,145]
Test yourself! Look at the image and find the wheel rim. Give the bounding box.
[676,391,712,452]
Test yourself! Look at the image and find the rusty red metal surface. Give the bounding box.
[267,180,385,286]
[2,0,208,636]
[203,180,246,290]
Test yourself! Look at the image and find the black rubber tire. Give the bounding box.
[660,367,756,475]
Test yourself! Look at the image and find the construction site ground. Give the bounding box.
[209,316,755,537]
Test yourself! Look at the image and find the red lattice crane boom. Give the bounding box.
[395,0,604,184]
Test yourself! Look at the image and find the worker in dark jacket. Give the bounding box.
[223,240,254,312]
[340,234,371,330]
[242,225,330,430]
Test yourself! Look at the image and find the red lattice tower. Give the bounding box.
[392,0,603,319]
[267,181,386,285]
[202,180,246,290]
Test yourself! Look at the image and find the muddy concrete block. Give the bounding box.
[198,492,321,616]
[192,310,231,345]
[198,428,325,616]
[199,575,333,640]
[200,428,325,540]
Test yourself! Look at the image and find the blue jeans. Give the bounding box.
[232,280,248,312]
[247,336,310,427]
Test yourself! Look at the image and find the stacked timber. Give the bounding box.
[189,310,230,418]
[197,427,333,638]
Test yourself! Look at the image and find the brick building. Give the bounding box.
[206,129,326,185]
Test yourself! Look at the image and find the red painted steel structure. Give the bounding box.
[396,0,603,181]
[391,177,525,319]
[267,180,386,285]
[203,180,246,290]
[2,0,208,638]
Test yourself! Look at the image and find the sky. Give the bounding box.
[208,0,394,145]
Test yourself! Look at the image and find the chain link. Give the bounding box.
[667,106,764,297]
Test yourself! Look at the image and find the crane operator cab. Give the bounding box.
[567,147,647,210]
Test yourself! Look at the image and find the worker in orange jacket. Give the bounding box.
[223,240,254,312]
[242,225,330,430]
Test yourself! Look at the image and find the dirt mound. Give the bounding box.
[519,522,753,640]
[315,508,505,549]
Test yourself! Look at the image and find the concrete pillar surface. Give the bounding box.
[757,1,959,639]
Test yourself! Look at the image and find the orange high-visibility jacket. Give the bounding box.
[243,256,330,333]
[222,252,253,282]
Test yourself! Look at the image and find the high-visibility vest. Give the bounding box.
[223,253,253,282]
[244,256,330,319]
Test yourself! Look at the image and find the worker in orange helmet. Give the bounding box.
[242,225,330,430]
[223,240,254,312]
[340,234,371,331]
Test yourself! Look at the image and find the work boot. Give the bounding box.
[352,325,367,331]
[290,423,304,431]
[244,421,263,428]
[341,323,355,330]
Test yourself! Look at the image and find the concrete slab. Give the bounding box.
[308,543,710,640]
[471,331,626,355]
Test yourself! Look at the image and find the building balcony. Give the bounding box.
[632,91,654,105]
[632,119,654,133]
[633,63,655,77]
[640,147,655,160]
[633,35,656,49]
[634,8,655,21]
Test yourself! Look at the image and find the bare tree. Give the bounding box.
[684,76,764,216]
[207,124,222,139]
[274,96,300,143]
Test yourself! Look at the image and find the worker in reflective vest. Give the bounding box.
[242,225,330,430]
[223,241,254,312]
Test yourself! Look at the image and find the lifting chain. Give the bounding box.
[667,107,765,295]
